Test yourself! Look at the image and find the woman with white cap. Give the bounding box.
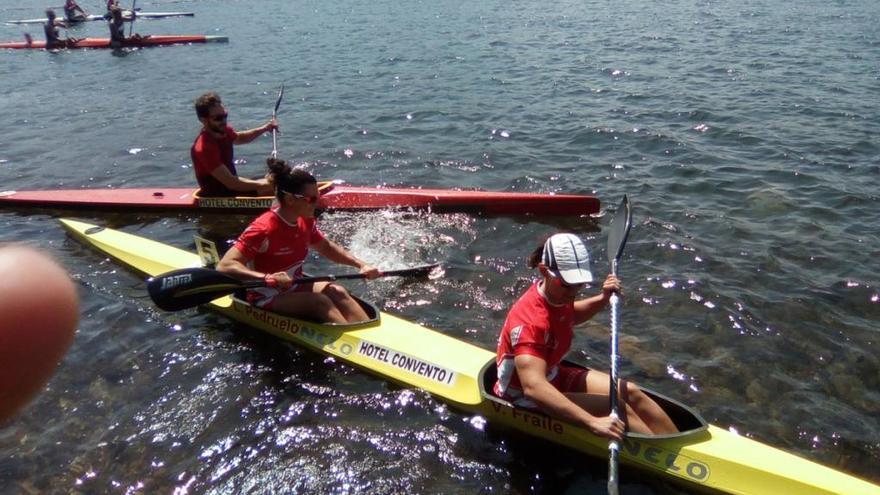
[494,233,678,441]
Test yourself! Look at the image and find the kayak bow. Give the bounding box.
[1,183,600,216]
[58,218,880,495]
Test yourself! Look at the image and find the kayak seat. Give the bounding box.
[480,359,709,438]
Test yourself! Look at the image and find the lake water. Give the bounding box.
[1,0,878,493]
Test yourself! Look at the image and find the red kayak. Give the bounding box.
[0,35,228,50]
[0,182,599,216]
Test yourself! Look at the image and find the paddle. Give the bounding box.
[128,0,135,37]
[271,84,284,158]
[147,263,440,311]
[606,195,632,495]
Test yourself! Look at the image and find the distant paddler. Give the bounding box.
[107,6,144,48]
[43,9,80,49]
[191,92,278,197]
[105,0,120,16]
[63,0,88,23]
[103,0,121,20]
[217,158,381,323]
[494,233,679,441]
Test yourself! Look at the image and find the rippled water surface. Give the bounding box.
[1,0,878,493]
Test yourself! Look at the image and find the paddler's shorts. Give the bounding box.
[507,364,589,408]
[246,283,309,310]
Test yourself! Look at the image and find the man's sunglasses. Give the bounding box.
[209,113,228,122]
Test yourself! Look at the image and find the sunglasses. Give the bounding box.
[285,192,319,204]
[209,113,228,122]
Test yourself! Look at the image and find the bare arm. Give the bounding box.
[572,274,619,325]
[515,354,624,441]
[216,246,263,280]
[216,246,292,289]
[209,165,273,195]
[312,238,380,278]
[233,118,277,145]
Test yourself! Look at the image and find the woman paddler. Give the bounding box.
[217,158,381,323]
[494,233,679,441]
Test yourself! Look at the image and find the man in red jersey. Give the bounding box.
[217,159,380,323]
[191,92,277,197]
[495,233,678,441]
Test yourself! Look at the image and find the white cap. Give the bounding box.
[542,233,593,284]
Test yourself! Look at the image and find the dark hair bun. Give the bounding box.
[266,157,291,178]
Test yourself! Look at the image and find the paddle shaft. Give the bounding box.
[296,266,435,284]
[271,84,284,158]
[128,0,136,37]
[607,259,621,495]
[605,195,631,495]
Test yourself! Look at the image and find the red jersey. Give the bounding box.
[191,125,239,197]
[494,282,575,401]
[233,208,325,276]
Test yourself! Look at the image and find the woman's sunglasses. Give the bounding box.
[285,192,319,204]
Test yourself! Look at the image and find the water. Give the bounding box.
[1,0,878,493]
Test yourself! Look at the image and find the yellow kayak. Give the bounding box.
[59,218,880,495]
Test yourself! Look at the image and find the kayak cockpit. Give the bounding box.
[478,359,708,440]
[226,294,381,329]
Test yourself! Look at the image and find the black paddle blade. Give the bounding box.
[273,84,285,115]
[607,195,632,273]
[147,267,252,312]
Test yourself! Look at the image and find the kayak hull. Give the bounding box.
[1,184,600,216]
[5,12,195,25]
[58,218,880,495]
[0,35,227,49]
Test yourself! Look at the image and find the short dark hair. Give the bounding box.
[194,92,222,119]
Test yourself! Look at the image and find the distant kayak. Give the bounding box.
[5,11,195,25]
[0,35,228,50]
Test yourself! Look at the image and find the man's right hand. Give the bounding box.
[255,180,274,196]
[263,118,279,134]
